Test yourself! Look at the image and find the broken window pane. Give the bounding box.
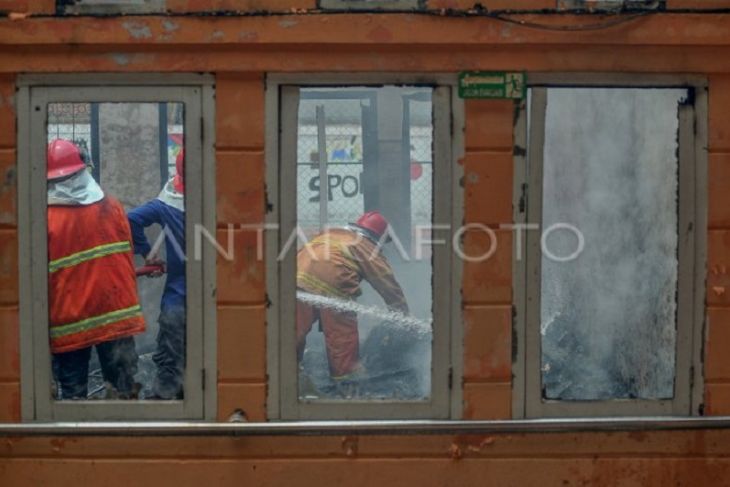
[295,87,433,402]
[47,102,186,401]
[540,88,686,401]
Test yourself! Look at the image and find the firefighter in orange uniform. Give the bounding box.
[47,139,145,399]
[296,211,409,381]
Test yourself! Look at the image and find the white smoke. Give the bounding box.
[539,87,685,401]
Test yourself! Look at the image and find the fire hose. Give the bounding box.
[295,291,432,337]
[133,269,430,335]
[135,264,166,277]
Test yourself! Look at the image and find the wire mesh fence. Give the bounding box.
[47,103,93,160]
[297,90,434,239]
[297,95,366,234]
[408,98,433,229]
[47,102,184,180]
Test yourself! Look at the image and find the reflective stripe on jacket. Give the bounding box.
[296,228,409,314]
[48,196,145,354]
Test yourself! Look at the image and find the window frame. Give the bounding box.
[318,0,421,11]
[58,0,166,15]
[265,73,465,420]
[16,74,217,421]
[512,73,708,419]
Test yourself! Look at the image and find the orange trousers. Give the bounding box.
[296,300,359,379]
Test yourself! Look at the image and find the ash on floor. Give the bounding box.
[299,321,432,401]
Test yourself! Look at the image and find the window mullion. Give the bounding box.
[524,87,547,419]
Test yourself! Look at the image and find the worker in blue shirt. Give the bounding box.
[128,150,186,400]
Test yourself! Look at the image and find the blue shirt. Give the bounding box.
[128,199,186,311]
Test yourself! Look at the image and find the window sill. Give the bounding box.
[1,416,729,436]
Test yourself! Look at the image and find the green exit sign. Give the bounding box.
[458,71,526,99]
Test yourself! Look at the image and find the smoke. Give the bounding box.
[385,251,433,398]
[540,88,685,401]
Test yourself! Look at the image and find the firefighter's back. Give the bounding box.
[47,196,145,353]
[296,228,375,300]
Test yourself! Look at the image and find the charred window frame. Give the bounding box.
[265,74,464,420]
[16,74,217,421]
[512,74,708,418]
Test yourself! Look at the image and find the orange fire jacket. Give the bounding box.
[47,196,145,354]
[297,228,409,314]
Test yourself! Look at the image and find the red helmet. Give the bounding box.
[172,149,184,193]
[47,139,86,180]
[355,211,389,239]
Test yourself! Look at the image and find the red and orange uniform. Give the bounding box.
[48,196,145,354]
[296,227,408,378]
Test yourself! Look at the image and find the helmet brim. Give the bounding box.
[47,163,86,181]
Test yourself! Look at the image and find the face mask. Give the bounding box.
[47,169,104,206]
[156,179,185,212]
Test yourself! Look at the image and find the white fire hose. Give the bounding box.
[295,291,432,338]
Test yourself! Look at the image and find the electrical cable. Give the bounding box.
[490,9,657,32]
